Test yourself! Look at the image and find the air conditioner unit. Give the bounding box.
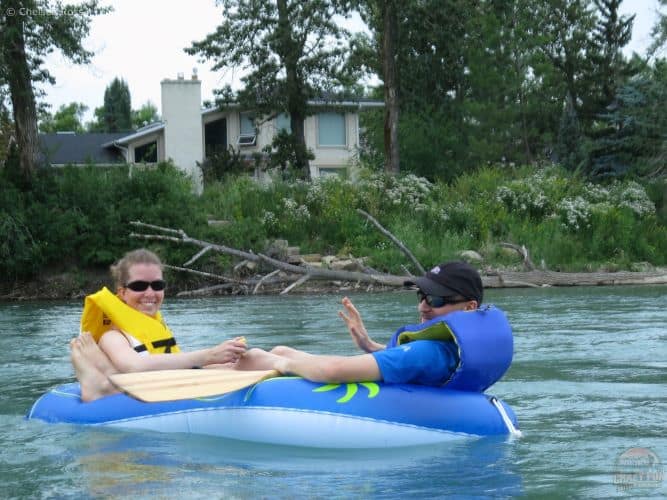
[238,134,256,146]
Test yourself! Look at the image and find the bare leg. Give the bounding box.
[70,337,118,402]
[78,332,118,376]
[270,345,313,361]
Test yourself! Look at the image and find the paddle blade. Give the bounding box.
[109,369,279,402]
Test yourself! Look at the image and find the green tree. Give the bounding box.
[589,0,635,110]
[102,77,132,132]
[39,102,88,133]
[592,58,667,178]
[356,0,400,175]
[648,0,667,56]
[131,101,159,129]
[0,0,110,183]
[187,0,358,179]
[356,0,479,179]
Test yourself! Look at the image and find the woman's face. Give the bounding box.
[117,263,164,317]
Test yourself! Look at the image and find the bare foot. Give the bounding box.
[79,332,118,376]
[70,337,117,402]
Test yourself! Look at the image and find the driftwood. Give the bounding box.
[130,221,405,286]
[357,209,425,274]
[130,221,667,291]
[482,270,667,288]
[253,269,280,295]
[499,242,536,271]
[176,283,237,297]
[280,274,311,295]
[164,264,247,285]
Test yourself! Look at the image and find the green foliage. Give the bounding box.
[0,0,111,181]
[262,130,315,178]
[101,77,132,132]
[200,148,254,184]
[131,101,160,129]
[39,102,88,133]
[87,77,133,132]
[592,59,667,178]
[2,162,665,281]
[0,162,204,278]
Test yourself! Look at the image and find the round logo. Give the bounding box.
[614,447,664,492]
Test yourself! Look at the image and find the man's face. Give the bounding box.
[417,291,477,322]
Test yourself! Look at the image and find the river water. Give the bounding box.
[1,286,665,499]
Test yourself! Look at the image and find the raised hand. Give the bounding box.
[338,296,385,353]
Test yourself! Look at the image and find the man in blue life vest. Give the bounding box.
[241,261,485,386]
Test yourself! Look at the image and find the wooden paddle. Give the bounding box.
[109,369,280,403]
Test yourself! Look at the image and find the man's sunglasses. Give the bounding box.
[417,290,461,308]
[124,280,167,292]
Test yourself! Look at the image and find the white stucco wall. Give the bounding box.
[161,77,203,192]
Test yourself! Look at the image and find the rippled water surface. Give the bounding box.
[1,286,665,498]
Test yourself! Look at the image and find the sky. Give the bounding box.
[39,0,663,124]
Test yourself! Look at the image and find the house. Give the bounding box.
[40,72,382,192]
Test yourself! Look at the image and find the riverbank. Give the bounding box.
[3,265,666,301]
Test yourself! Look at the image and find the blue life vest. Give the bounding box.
[387,306,513,392]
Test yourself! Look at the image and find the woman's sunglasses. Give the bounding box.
[124,280,167,292]
[417,290,461,308]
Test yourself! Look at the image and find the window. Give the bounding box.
[275,113,291,133]
[205,118,227,156]
[318,166,347,178]
[134,141,157,163]
[318,112,346,146]
[238,113,256,146]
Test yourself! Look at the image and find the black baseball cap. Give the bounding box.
[404,261,483,304]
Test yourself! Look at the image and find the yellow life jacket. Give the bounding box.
[80,287,180,354]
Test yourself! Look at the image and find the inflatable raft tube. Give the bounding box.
[28,377,520,448]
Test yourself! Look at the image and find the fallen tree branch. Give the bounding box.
[482,269,667,288]
[130,221,405,286]
[183,246,213,267]
[176,283,237,297]
[129,221,667,291]
[499,242,536,271]
[164,264,247,285]
[280,274,311,295]
[253,269,280,295]
[356,209,425,274]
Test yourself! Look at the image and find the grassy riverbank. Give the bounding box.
[1,162,665,298]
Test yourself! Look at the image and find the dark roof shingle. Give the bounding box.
[39,133,128,165]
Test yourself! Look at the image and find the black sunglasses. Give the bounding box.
[124,280,166,292]
[417,290,462,308]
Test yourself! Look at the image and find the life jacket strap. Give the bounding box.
[133,337,178,354]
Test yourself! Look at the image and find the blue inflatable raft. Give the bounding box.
[28,377,519,448]
[28,306,520,447]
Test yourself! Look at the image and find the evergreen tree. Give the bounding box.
[102,77,132,132]
[187,0,358,180]
[593,58,667,178]
[588,0,635,116]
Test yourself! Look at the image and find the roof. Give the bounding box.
[43,98,385,159]
[39,132,128,165]
[201,98,384,116]
[102,121,165,147]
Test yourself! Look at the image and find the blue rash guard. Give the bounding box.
[371,340,459,386]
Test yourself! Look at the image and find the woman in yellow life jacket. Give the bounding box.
[70,248,247,402]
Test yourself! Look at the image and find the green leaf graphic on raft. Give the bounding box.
[313,382,380,403]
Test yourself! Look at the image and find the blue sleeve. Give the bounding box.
[371,340,459,386]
